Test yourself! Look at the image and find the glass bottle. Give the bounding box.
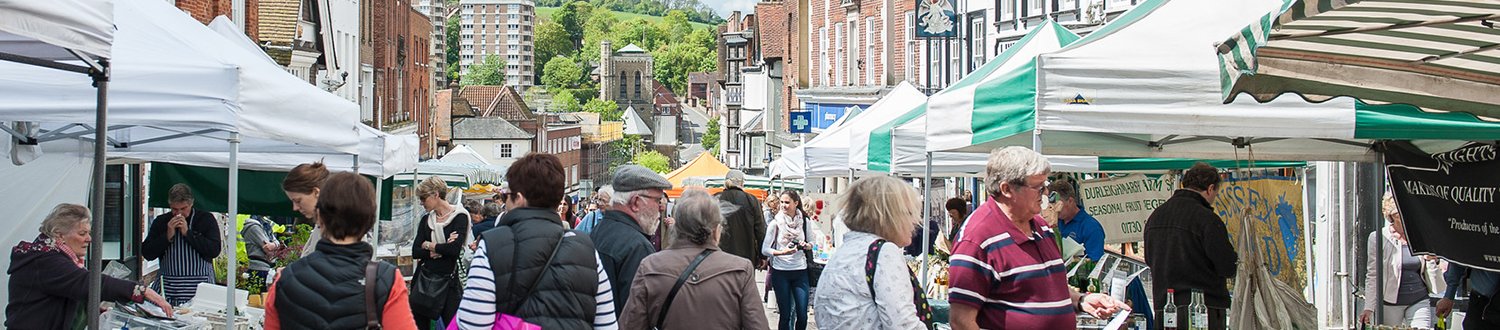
[1189,290,1208,330]
[1163,289,1178,330]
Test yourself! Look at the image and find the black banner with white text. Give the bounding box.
[1382,141,1500,271]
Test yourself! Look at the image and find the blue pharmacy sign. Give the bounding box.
[915,0,957,39]
[789,111,813,133]
[804,103,866,131]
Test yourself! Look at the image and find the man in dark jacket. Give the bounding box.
[591,165,673,310]
[716,170,766,266]
[141,183,222,305]
[1144,162,1238,330]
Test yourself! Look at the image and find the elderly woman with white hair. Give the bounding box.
[7,203,173,329]
[619,189,770,330]
[947,147,1128,330]
[814,175,934,329]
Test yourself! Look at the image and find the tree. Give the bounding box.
[552,89,582,112]
[582,98,621,121]
[686,26,716,52]
[462,55,506,86]
[702,116,719,152]
[577,9,620,64]
[541,55,586,92]
[554,1,594,50]
[651,42,713,93]
[633,150,671,173]
[659,10,693,42]
[445,14,462,83]
[610,19,666,52]
[535,20,572,79]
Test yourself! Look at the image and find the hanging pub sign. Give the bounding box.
[1382,141,1500,272]
[915,0,958,39]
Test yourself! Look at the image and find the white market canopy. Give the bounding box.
[0,0,361,155]
[803,81,925,177]
[929,0,1500,162]
[767,145,805,180]
[0,0,112,62]
[440,144,493,165]
[1217,0,1500,121]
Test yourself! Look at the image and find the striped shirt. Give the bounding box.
[456,231,617,329]
[948,197,1074,329]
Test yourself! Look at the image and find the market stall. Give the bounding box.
[1216,0,1500,120]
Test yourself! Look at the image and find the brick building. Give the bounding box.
[175,0,261,41]
[598,41,656,124]
[408,7,434,157]
[414,0,449,88]
[458,0,537,88]
[368,0,433,155]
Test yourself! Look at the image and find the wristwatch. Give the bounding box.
[132,285,146,302]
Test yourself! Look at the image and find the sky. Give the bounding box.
[706,0,758,18]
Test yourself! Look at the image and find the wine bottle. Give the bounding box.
[1163,289,1178,330]
[1189,290,1207,330]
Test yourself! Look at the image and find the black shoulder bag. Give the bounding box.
[802,217,825,287]
[656,249,715,330]
[365,261,383,329]
[865,239,936,330]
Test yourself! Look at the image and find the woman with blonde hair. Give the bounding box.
[813,175,932,329]
[410,176,470,328]
[1360,193,1444,328]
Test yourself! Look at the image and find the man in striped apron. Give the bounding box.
[142,183,222,306]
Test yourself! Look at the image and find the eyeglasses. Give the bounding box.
[1010,180,1049,194]
[638,193,667,205]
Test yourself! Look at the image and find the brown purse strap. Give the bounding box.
[365,261,382,329]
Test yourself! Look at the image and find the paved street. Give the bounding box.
[755,269,817,329]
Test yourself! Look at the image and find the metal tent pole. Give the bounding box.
[920,151,933,290]
[226,133,241,329]
[86,60,109,330]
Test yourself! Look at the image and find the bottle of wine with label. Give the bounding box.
[1189,289,1207,330]
[1163,289,1178,330]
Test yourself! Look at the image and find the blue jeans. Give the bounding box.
[770,269,810,330]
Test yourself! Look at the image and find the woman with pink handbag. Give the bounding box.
[452,153,619,330]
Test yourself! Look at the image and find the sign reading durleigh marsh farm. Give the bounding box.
[1383,141,1500,271]
[1079,174,1173,244]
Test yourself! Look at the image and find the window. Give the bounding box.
[950,38,962,83]
[619,71,627,97]
[929,41,943,88]
[904,11,919,83]
[834,23,844,86]
[970,15,986,71]
[848,19,859,86]
[1029,0,1043,16]
[819,27,829,86]
[634,71,642,99]
[508,4,519,12]
[866,16,877,86]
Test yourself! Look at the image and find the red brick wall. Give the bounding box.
[805,0,915,88]
[410,7,434,157]
[176,0,260,41]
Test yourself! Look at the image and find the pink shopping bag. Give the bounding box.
[445,314,541,330]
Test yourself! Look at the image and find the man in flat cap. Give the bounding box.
[591,165,674,309]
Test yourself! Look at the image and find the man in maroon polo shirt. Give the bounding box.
[948,146,1129,329]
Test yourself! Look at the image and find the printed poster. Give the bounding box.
[1213,177,1307,290]
[1383,141,1500,272]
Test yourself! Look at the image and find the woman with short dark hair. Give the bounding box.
[263,172,416,329]
[457,152,619,329]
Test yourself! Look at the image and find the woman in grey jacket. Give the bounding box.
[1361,194,1445,328]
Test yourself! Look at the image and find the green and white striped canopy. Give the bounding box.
[1218,0,1500,120]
